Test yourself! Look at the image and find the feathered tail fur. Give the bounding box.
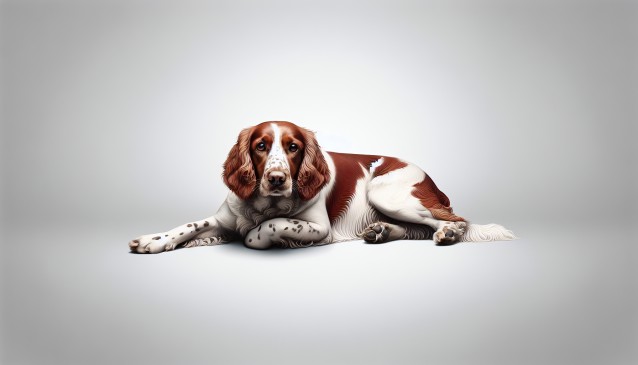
[460,223,517,242]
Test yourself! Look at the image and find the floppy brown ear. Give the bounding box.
[297,128,330,200]
[223,127,256,200]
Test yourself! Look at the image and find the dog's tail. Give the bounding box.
[460,223,517,242]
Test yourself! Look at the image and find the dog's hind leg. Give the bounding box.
[367,162,466,245]
[361,221,434,243]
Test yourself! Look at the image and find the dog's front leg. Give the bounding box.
[128,217,225,253]
[244,217,330,249]
[129,204,236,254]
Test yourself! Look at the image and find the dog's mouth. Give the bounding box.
[259,182,293,198]
[262,189,292,198]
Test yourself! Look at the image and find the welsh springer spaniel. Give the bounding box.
[129,121,515,253]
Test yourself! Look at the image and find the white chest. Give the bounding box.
[229,195,301,236]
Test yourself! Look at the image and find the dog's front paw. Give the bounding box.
[434,221,467,245]
[129,233,174,254]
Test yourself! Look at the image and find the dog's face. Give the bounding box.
[250,122,303,197]
[223,121,330,201]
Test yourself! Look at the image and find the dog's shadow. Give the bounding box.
[130,237,455,255]
[216,240,338,256]
[129,240,341,256]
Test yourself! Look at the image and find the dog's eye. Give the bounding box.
[289,143,298,152]
[256,142,266,151]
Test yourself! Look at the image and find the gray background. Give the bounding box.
[1,0,637,364]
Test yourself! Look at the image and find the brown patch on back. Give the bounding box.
[326,152,381,223]
[412,174,465,222]
[372,157,408,178]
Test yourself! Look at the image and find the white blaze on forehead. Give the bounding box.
[265,123,290,171]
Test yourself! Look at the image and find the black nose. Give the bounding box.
[268,171,286,187]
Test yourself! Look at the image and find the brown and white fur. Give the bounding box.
[129,121,515,253]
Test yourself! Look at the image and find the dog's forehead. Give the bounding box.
[251,122,273,137]
[272,122,304,141]
[248,123,276,145]
[251,121,303,142]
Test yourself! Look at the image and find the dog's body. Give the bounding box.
[129,121,515,253]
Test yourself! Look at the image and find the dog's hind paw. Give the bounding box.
[361,222,391,243]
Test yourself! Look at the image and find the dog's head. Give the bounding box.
[223,121,330,201]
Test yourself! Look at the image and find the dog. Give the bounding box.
[129,121,515,253]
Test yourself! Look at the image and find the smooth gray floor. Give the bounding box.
[2,222,636,365]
